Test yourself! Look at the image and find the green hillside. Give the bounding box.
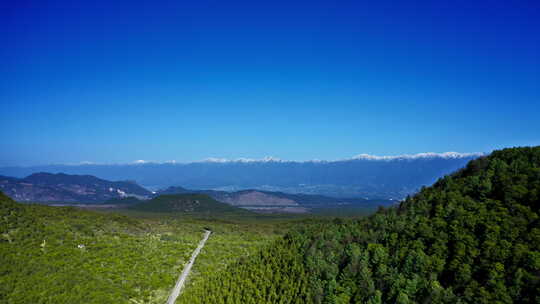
[0,192,205,303]
[179,146,540,304]
[130,193,252,215]
[0,191,295,303]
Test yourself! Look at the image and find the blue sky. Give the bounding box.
[1,0,539,166]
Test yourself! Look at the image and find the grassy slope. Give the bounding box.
[0,192,203,303]
[0,192,300,303]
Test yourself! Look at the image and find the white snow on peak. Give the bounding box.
[262,156,283,162]
[202,156,284,163]
[203,157,230,163]
[199,152,482,163]
[79,161,96,165]
[350,152,484,161]
[131,159,177,164]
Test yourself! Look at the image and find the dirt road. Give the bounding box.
[166,229,211,304]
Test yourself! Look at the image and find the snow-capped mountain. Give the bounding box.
[141,152,484,164]
[349,152,483,161]
[0,152,484,199]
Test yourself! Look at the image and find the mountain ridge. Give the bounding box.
[0,153,481,199]
[0,172,392,212]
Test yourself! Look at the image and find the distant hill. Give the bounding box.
[0,170,390,213]
[158,187,298,206]
[0,172,151,203]
[130,194,251,214]
[0,152,481,199]
[157,186,393,210]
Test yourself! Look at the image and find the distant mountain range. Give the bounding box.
[0,152,482,199]
[0,172,393,213]
[0,173,151,203]
[157,186,391,211]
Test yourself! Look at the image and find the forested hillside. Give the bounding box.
[179,147,540,303]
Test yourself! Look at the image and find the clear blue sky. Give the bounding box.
[1,0,539,166]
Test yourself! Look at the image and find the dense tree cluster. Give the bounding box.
[181,147,540,303]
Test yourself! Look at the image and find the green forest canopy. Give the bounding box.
[179,146,540,304]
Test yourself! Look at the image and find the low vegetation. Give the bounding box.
[0,193,297,303]
[0,194,200,303]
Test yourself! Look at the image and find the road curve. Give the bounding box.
[166,229,211,304]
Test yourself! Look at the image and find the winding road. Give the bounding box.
[166,229,211,304]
